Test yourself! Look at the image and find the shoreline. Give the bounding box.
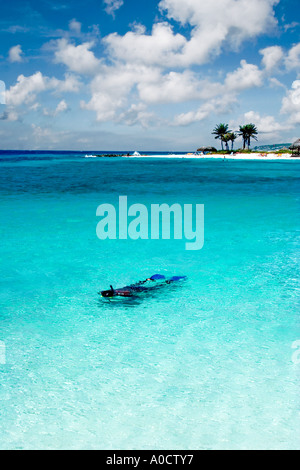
[124,152,300,161]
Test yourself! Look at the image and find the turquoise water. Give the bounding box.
[0,152,299,450]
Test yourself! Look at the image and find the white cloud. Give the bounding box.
[269,77,286,89]
[225,60,263,92]
[30,124,71,148]
[137,70,203,104]
[243,110,291,134]
[6,72,47,107]
[5,72,80,109]
[171,60,265,126]
[49,73,82,94]
[117,103,156,128]
[8,44,24,63]
[0,109,19,121]
[174,105,214,126]
[69,19,81,35]
[285,43,300,71]
[29,103,41,111]
[284,22,299,32]
[55,99,68,115]
[260,46,283,71]
[104,0,124,17]
[281,80,300,124]
[159,0,278,34]
[103,0,279,69]
[44,99,69,117]
[80,64,221,123]
[80,64,139,121]
[54,38,101,75]
[158,0,279,65]
[104,22,187,67]
[174,95,237,126]
[80,57,265,126]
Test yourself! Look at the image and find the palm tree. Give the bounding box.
[222,133,231,152]
[238,124,258,149]
[238,125,248,149]
[212,123,231,151]
[228,132,237,151]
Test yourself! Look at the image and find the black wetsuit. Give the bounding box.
[100,275,186,298]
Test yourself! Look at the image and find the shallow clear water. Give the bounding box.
[0,153,299,449]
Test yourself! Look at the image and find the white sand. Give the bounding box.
[125,153,300,161]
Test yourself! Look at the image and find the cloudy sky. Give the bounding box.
[0,0,300,150]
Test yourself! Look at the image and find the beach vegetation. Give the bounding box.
[212,123,231,151]
[238,124,258,149]
[212,123,259,152]
[222,132,237,151]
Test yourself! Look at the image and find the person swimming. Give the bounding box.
[99,274,186,298]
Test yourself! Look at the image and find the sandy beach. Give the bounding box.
[126,153,300,161]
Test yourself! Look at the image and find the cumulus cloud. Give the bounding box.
[80,56,265,126]
[174,103,216,126]
[80,63,221,123]
[269,77,286,89]
[260,46,284,72]
[44,99,69,117]
[158,0,279,65]
[5,72,80,109]
[225,60,264,92]
[49,73,82,94]
[54,38,101,75]
[8,44,24,63]
[243,110,292,134]
[0,109,19,121]
[137,70,203,104]
[285,43,300,71]
[171,60,265,126]
[55,99,68,114]
[104,0,279,68]
[104,0,124,17]
[174,95,237,126]
[31,0,300,132]
[117,103,157,128]
[69,19,82,35]
[80,64,140,121]
[103,22,187,67]
[6,72,47,107]
[281,80,300,124]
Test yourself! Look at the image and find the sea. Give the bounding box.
[0,150,299,450]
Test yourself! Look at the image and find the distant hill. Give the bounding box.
[253,143,292,152]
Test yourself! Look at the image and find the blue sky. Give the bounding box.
[0,0,300,150]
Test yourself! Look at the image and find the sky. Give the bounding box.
[0,0,300,151]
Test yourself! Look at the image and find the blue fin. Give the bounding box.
[150,274,166,280]
[169,276,187,282]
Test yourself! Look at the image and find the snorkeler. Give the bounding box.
[99,274,186,298]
